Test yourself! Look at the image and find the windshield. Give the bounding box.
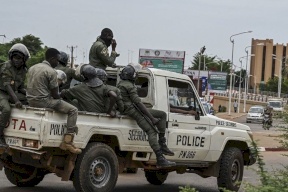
[268,101,281,108]
[202,103,209,113]
[249,107,264,113]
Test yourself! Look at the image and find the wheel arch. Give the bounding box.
[87,134,121,152]
[223,140,251,166]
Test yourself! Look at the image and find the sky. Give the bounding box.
[1,0,288,70]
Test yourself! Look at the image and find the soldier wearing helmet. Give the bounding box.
[117,63,176,168]
[264,104,273,125]
[55,51,83,91]
[27,48,81,154]
[95,68,124,114]
[60,65,117,117]
[0,43,30,148]
[56,70,67,87]
[89,28,119,70]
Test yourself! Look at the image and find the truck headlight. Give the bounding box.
[23,139,39,148]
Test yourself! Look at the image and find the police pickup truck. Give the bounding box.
[0,67,255,192]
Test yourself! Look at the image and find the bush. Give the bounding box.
[221,106,227,112]
[179,186,198,192]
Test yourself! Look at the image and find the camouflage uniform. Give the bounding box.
[55,64,82,91]
[117,80,166,152]
[89,37,118,70]
[0,61,27,130]
[105,85,124,113]
[26,61,78,130]
[61,83,113,113]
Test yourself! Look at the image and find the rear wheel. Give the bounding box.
[4,167,45,187]
[145,170,168,185]
[73,142,118,192]
[217,147,244,191]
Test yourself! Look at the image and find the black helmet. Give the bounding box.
[81,65,103,87]
[8,43,30,62]
[95,68,107,83]
[58,51,69,66]
[119,63,142,81]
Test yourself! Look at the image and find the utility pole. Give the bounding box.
[67,45,77,68]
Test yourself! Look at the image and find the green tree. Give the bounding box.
[188,52,233,86]
[0,34,45,67]
[234,69,247,88]
[265,77,279,92]
[10,34,43,55]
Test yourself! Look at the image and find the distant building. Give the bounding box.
[249,38,287,91]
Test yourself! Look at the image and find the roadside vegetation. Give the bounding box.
[180,109,288,192]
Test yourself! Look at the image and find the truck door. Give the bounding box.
[166,79,211,162]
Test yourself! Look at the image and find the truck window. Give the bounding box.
[168,79,204,115]
[136,77,149,98]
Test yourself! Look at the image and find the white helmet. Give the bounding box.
[8,43,30,62]
[56,70,67,84]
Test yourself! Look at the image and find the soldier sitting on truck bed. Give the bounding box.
[55,51,83,91]
[60,65,117,117]
[26,48,81,154]
[0,43,30,148]
[117,63,176,168]
[94,68,124,114]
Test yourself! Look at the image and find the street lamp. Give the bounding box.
[272,54,284,98]
[0,35,6,43]
[239,54,255,113]
[228,31,252,115]
[243,43,263,112]
[197,46,206,95]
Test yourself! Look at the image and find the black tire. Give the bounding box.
[263,122,268,130]
[145,170,168,185]
[217,147,244,192]
[126,168,138,174]
[4,167,44,187]
[73,142,119,192]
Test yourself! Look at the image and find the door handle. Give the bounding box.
[172,123,179,127]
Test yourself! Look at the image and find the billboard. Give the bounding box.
[208,71,227,93]
[139,49,185,73]
[183,69,209,79]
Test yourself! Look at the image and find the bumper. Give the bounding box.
[246,117,263,122]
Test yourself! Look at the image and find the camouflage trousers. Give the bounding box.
[29,98,78,132]
[126,108,167,152]
[0,91,27,130]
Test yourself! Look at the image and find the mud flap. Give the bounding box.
[61,154,78,181]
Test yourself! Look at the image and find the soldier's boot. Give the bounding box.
[159,136,174,156]
[0,126,8,149]
[155,150,176,168]
[60,133,82,154]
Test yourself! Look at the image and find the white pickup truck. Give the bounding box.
[0,67,255,192]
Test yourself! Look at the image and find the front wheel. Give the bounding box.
[73,142,119,192]
[263,121,269,130]
[145,170,168,185]
[217,147,244,191]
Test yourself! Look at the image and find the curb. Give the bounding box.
[257,147,288,152]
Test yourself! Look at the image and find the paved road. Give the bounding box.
[0,116,287,192]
